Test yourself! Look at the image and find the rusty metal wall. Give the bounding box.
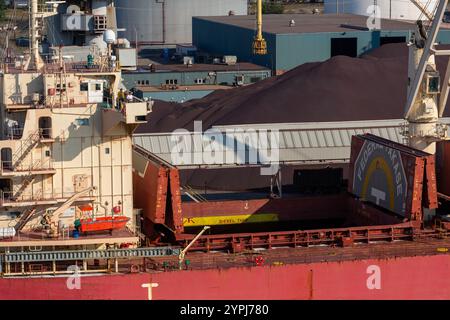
[437,141,450,196]
[132,153,168,225]
[181,195,348,222]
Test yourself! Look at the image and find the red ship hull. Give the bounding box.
[1,254,449,300]
[80,216,130,233]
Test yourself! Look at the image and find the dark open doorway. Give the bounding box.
[380,36,406,46]
[1,148,12,171]
[331,38,358,58]
[38,117,52,139]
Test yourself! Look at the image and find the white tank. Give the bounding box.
[0,227,16,238]
[116,0,248,44]
[324,0,439,20]
[103,29,116,45]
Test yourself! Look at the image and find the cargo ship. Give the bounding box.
[0,0,450,300]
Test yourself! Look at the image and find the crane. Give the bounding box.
[410,0,434,21]
[253,0,267,55]
[403,0,450,154]
[42,186,96,238]
[178,226,210,269]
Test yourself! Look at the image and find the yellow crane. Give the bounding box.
[253,0,267,55]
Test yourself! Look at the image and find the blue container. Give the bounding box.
[72,230,80,238]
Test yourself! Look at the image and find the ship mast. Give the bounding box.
[404,0,449,154]
[24,0,44,70]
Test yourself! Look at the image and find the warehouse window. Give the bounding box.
[330,38,357,58]
[166,79,178,85]
[195,78,204,84]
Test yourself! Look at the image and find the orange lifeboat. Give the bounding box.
[79,216,129,233]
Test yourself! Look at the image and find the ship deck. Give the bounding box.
[0,229,138,248]
[145,236,450,272]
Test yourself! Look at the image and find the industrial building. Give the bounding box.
[115,0,248,45]
[192,13,450,73]
[324,0,439,20]
[123,62,271,102]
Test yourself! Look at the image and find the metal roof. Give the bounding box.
[194,13,421,35]
[133,119,450,169]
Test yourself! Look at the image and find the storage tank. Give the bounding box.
[116,0,248,45]
[324,0,439,20]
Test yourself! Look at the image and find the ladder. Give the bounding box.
[12,176,36,201]
[14,208,37,232]
[12,130,41,169]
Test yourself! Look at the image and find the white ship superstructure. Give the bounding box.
[0,0,149,244]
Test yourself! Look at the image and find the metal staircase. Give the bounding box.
[11,176,36,201]
[14,208,37,232]
[12,130,41,170]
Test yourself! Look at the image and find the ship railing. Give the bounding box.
[0,158,54,174]
[4,127,24,140]
[0,191,56,204]
[43,62,117,74]
[11,130,42,168]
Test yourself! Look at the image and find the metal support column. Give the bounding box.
[270,168,282,198]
